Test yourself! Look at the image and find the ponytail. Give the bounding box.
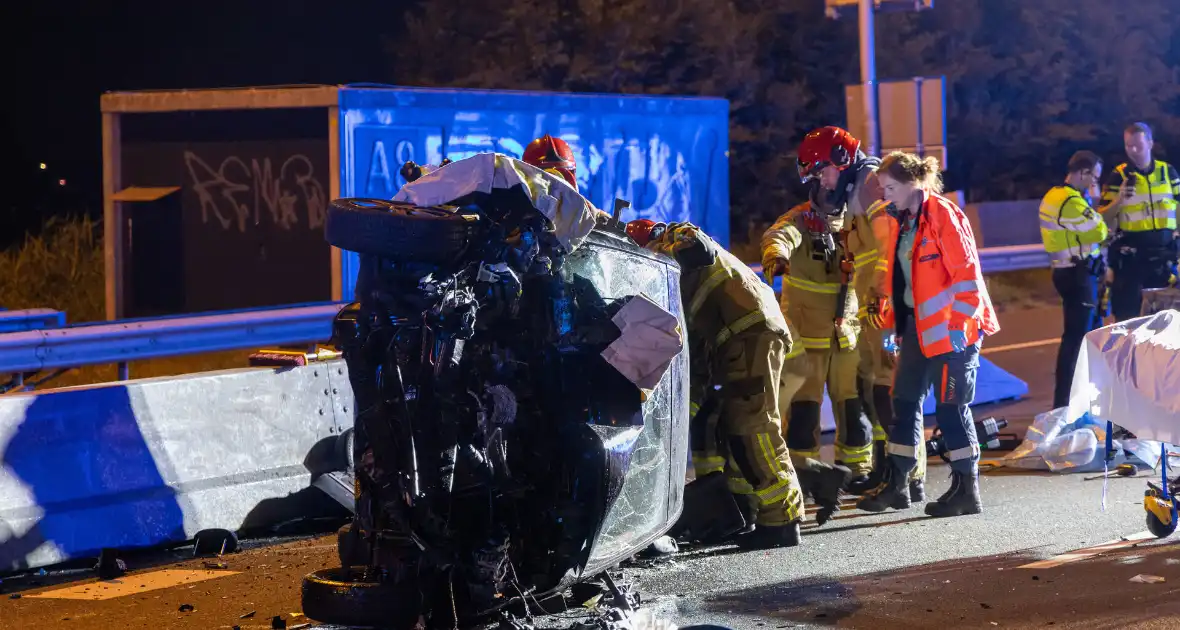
[880,151,944,194]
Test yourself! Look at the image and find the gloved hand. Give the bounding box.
[864,296,888,330]
[762,257,790,283]
[883,332,899,355]
[950,329,968,353]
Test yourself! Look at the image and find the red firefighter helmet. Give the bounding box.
[797,126,861,182]
[626,219,666,247]
[523,134,578,189]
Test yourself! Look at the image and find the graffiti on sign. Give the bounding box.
[183,151,327,233]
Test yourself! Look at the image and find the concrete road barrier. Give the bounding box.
[0,360,354,571]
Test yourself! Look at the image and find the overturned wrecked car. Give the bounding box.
[301,153,691,628]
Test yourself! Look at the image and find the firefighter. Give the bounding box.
[760,200,874,489]
[1040,151,1109,409]
[857,151,1000,518]
[627,219,847,546]
[761,128,876,490]
[1099,122,1180,322]
[782,126,927,499]
[522,134,579,190]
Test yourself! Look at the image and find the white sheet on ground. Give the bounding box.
[1066,309,1180,446]
[995,406,1172,473]
[391,152,605,255]
[600,294,685,402]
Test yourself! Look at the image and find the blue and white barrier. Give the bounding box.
[0,360,354,570]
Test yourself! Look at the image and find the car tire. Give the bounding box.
[301,566,420,628]
[334,428,355,473]
[325,198,481,262]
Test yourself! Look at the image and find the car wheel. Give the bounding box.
[301,566,420,628]
[334,428,355,472]
[325,198,481,262]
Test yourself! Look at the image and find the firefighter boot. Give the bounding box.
[847,439,884,496]
[738,519,802,549]
[855,458,913,512]
[924,471,982,518]
[855,381,890,493]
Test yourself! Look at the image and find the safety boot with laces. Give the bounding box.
[855,462,912,512]
[924,471,982,517]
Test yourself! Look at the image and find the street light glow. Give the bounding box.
[39,163,47,170]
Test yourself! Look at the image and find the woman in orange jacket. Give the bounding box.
[855,151,1000,518]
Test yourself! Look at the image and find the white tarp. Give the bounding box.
[992,406,1169,473]
[1066,309,1180,446]
[392,153,605,255]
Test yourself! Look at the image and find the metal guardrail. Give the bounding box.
[0,309,66,333]
[976,244,1050,274]
[749,244,1049,290]
[0,302,346,376]
[0,244,1048,381]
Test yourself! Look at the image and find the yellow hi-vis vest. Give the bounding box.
[1039,185,1108,268]
[1102,161,1180,233]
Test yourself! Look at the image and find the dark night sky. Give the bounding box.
[2,0,409,244]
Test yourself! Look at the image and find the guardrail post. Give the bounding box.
[118,362,129,381]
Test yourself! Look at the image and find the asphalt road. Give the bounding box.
[8,301,1178,630]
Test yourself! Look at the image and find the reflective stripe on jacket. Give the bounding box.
[761,203,860,351]
[1102,161,1179,232]
[1039,185,1107,268]
[877,192,1000,357]
[647,221,794,353]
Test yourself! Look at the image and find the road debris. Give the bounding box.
[1129,574,1166,584]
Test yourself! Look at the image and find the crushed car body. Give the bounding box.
[302,153,690,628]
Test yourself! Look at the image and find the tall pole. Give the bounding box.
[858,0,880,158]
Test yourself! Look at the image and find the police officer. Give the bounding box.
[1039,151,1109,409]
[1099,122,1180,322]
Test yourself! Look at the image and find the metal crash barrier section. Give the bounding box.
[0,360,354,571]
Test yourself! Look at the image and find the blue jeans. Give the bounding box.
[888,317,982,476]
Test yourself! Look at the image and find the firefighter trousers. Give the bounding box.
[783,344,874,475]
[690,329,805,527]
[858,326,925,482]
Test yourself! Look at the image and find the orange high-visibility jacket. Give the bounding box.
[876,192,1000,357]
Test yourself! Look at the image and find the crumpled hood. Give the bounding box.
[392,152,605,255]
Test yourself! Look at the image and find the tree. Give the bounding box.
[384,0,1180,245]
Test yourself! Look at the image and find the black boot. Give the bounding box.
[797,461,851,526]
[847,440,887,496]
[924,471,982,517]
[909,477,926,502]
[738,519,802,549]
[856,460,912,512]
